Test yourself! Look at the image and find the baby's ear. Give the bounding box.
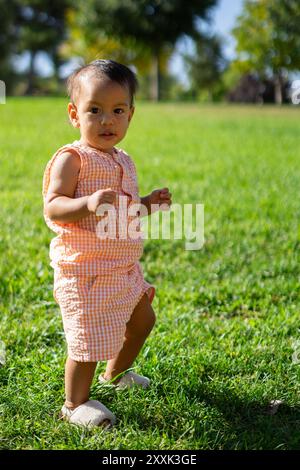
[128,106,135,123]
[68,102,80,128]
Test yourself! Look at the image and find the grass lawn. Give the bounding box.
[0,98,300,450]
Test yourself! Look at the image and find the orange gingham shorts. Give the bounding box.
[53,263,155,362]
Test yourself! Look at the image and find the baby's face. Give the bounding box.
[68,75,134,155]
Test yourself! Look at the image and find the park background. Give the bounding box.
[0,0,300,450]
[1,0,300,103]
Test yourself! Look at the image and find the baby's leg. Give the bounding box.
[104,293,156,383]
[64,357,97,409]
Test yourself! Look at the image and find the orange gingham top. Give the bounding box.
[42,140,155,361]
[42,140,149,274]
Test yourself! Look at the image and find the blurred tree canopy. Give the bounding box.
[0,0,71,94]
[0,0,219,99]
[183,33,227,101]
[231,0,300,104]
[70,0,218,100]
[1,0,300,102]
[0,0,19,91]
[15,0,71,94]
[60,8,156,81]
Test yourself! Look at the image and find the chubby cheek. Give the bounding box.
[119,119,130,135]
[82,116,98,132]
[85,114,97,124]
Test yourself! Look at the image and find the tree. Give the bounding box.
[0,1,19,91]
[231,0,300,104]
[73,0,218,100]
[61,8,174,99]
[14,0,71,94]
[60,8,154,78]
[183,33,227,101]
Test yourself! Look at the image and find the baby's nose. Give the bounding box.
[100,113,114,124]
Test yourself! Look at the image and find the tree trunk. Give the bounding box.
[52,51,62,92]
[25,50,37,95]
[274,72,283,105]
[150,49,160,101]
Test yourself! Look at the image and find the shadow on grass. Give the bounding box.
[106,382,300,449]
[181,381,300,450]
[93,374,300,449]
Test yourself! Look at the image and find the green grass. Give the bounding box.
[1,98,300,449]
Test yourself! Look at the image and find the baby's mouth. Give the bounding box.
[100,131,116,137]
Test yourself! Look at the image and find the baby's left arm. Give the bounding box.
[140,187,172,216]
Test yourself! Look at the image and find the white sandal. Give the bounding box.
[60,400,116,428]
[99,371,150,390]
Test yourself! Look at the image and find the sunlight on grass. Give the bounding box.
[0,98,300,449]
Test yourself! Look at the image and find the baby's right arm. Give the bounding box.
[45,152,116,223]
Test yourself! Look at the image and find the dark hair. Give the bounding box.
[67,59,138,106]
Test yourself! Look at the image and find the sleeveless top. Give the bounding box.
[42,140,144,275]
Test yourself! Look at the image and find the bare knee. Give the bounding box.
[126,308,156,339]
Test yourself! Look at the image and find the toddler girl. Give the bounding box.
[42,60,172,428]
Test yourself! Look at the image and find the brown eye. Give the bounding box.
[91,107,99,114]
[114,108,124,114]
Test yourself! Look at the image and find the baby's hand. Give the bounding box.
[87,188,117,214]
[150,187,172,210]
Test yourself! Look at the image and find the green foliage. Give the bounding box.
[0,0,19,90]
[268,0,300,70]
[60,7,153,72]
[1,0,221,100]
[72,0,218,100]
[77,0,217,49]
[0,0,18,58]
[222,66,246,91]
[0,1,71,94]
[231,0,300,77]
[15,0,70,53]
[1,99,300,449]
[183,33,227,101]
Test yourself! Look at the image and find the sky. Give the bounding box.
[210,0,244,59]
[13,0,245,79]
[169,0,245,85]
